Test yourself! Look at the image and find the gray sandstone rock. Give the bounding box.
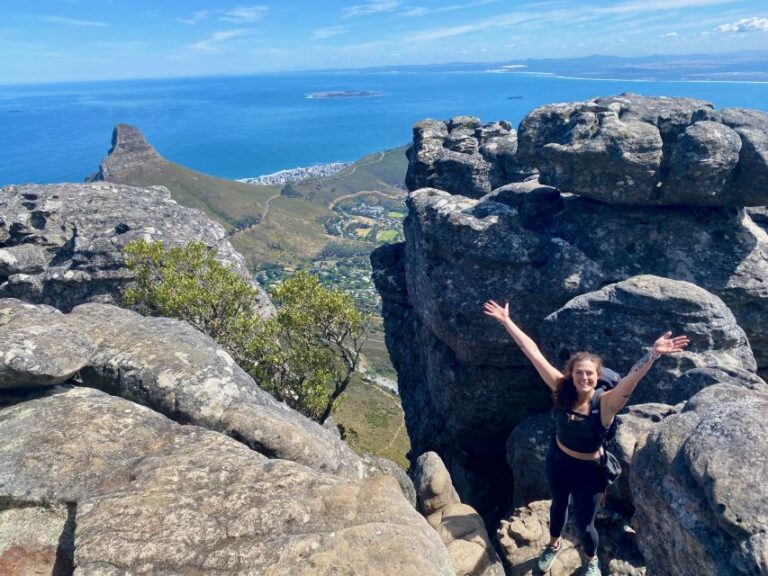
[406,117,532,197]
[0,299,95,389]
[0,182,271,314]
[372,238,539,517]
[548,196,768,367]
[664,121,742,202]
[0,501,73,576]
[506,412,552,507]
[631,384,768,575]
[497,500,645,576]
[611,403,681,511]
[0,387,454,576]
[412,452,504,576]
[721,108,768,202]
[0,244,47,277]
[412,451,462,516]
[540,275,756,405]
[362,453,417,507]
[518,94,768,205]
[0,299,364,479]
[373,180,768,515]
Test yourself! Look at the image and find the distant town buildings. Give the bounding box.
[238,162,350,186]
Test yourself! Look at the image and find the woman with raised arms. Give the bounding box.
[483,299,688,576]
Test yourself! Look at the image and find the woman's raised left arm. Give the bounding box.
[601,331,689,424]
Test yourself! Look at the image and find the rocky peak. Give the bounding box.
[86,124,166,182]
[375,95,768,573]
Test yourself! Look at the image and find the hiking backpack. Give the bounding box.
[590,367,621,443]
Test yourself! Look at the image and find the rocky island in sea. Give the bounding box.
[306,90,383,99]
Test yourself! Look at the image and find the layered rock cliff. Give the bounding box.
[373,93,768,574]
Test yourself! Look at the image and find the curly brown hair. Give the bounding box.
[553,351,604,411]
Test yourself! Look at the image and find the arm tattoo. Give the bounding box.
[627,351,654,376]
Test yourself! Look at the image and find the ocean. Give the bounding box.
[1,70,767,186]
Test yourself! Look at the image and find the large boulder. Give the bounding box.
[0,299,95,389]
[406,117,532,197]
[505,412,552,507]
[539,275,756,405]
[632,384,768,575]
[0,299,365,480]
[412,452,505,576]
[0,386,454,576]
[374,181,768,514]
[517,94,768,205]
[0,182,271,314]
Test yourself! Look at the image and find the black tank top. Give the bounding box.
[554,400,606,453]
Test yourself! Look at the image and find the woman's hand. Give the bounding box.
[483,300,510,324]
[652,331,690,356]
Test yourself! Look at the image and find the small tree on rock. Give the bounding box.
[271,271,369,423]
[123,239,369,422]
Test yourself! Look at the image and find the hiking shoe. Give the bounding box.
[537,541,562,572]
[584,557,602,576]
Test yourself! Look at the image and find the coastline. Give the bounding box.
[237,162,350,185]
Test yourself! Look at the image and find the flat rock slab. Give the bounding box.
[632,384,768,575]
[517,93,768,206]
[0,387,453,576]
[0,182,271,314]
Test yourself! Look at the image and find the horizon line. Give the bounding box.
[2,48,767,88]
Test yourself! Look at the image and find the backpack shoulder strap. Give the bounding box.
[590,388,608,440]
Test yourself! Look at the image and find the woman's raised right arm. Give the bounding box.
[483,300,563,390]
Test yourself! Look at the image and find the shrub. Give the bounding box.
[123,240,369,422]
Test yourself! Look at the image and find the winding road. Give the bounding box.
[229,150,401,239]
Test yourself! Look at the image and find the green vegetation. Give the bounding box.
[289,148,407,204]
[124,240,369,422]
[333,374,410,469]
[376,230,398,242]
[104,160,279,232]
[108,143,411,467]
[270,271,370,423]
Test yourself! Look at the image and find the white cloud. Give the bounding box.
[401,7,428,17]
[311,26,346,40]
[400,0,503,17]
[41,16,108,27]
[342,1,402,19]
[660,32,679,37]
[221,5,269,23]
[715,16,768,33]
[406,12,530,42]
[191,29,250,51]
[599,0,740,15]
[176,10,210,25]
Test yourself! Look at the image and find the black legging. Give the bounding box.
[546,438,604,557]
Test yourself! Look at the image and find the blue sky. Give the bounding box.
[1,0,767,83]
